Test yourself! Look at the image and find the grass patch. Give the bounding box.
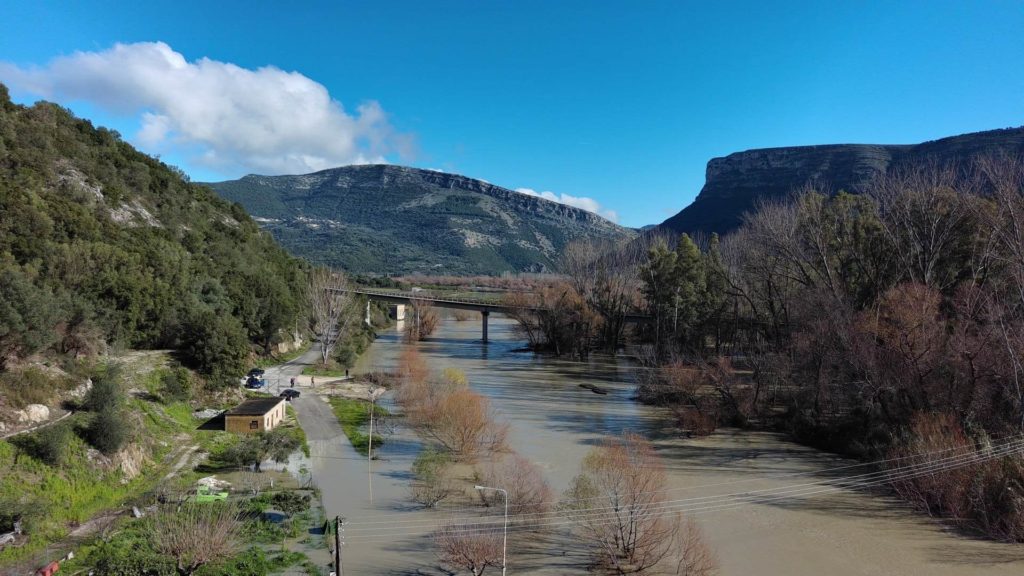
[301,365,349,378]
[327,397,389,455]
[285,405,310,457]
[254,340,312,369]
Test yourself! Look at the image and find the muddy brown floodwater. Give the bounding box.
[305,315,1024,575]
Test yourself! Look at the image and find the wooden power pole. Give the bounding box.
[334,515,345,576]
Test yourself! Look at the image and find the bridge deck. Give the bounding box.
[332,287,650,323]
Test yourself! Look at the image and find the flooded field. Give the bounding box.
[299,316,1024,575]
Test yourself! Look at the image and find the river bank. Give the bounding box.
[302,315,1024,575]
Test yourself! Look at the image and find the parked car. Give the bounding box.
[195,486,228,503]
[279,389,301,401]
[247,368,266,378]
[244,376,266,389]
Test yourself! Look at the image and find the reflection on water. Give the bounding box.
[354,315,657,490]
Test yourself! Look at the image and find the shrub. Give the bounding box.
[887,412,1024,541]
[83,366,123,412]
[14,421,73,466]
[86,407,129,454]
[435,522,503,576]
[562,433,719,574]
[160,367,192,403]
[410,448,456,508]
[270,491,311,515]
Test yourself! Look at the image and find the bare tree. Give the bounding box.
[674,517,719,576]
[405,298,440,342]
[419,388,508,462]
[562,433,680,574]
[307,268,357,366]
[478,453,553,518]
[152,502,239,576]
[435,522,504,576]
[870,161,977,291]
[563,239,644,351]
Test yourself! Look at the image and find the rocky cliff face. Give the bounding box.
[661,127,1024,235]
[208,164,634,275]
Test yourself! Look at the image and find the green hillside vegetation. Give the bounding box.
[1,363,199,564]
[0,84,305,384]
[208,164,635,275]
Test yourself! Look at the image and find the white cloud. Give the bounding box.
[0,42,414,175]
[515,187,619,222]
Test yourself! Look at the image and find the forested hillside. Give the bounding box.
[0,84,305,382]
[208,164,635,275]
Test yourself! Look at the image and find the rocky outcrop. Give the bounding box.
[15,404,50,424]
[661,127,1024,236]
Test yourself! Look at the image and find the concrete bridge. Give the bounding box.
[331,287,649,343]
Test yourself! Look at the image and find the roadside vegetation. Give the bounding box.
[0,361,201,565]
[328,397,389,456]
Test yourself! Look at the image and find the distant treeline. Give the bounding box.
[0,84,305,383]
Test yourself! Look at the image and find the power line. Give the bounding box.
[342,435,1024,527]
[342,439,1024,541]
[337,430,1024,520]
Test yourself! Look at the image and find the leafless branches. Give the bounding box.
[435,522,504,576]
[477,453,553,518]
[405,298,439,342]
[562,432,717,574]
[307,267,357,366]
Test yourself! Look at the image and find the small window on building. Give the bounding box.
[250,420,258,430]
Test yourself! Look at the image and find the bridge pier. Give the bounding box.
[481,310,490,344]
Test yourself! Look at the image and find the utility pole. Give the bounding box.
[334,515,345,576]
[475,485,508,576]
[367,387,385,502]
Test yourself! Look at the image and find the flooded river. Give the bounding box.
[304,315,1024,575]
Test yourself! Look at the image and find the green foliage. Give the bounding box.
[160,366,192,403]
[0,265,64,368]
[83,365,123,412]
[328,397,389,455]
[209,427,302,471]
[179,309,250,385]
[10,421,72,466]
[641,233,725,357]
[0,86,307,379]
[332,322,376,369]
[85,407,129,454]
[83,521,175,576]
[270,491,312,515]
[412,447,452,482]
[68,515,314,576]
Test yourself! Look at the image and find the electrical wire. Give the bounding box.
[339,433,1021,522]
[341,438,1024,542]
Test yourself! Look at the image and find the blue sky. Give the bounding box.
[1,1,1022,227]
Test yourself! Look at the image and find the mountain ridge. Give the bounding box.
[661,126,1024,235]
[208,164,634,275]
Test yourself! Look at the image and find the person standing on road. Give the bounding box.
[290,377,295,387]
[311,376,315,387]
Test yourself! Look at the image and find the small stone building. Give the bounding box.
[224,398,287,434]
